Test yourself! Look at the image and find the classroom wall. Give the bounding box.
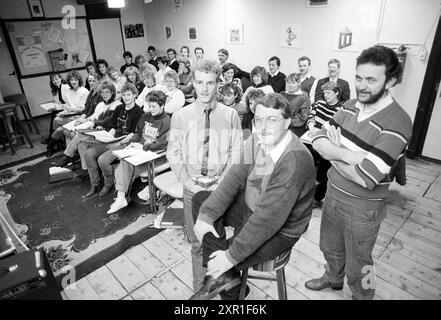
[120,0,148,57]
[144,0,441,122]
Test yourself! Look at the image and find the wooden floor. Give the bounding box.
[59,158,441,300]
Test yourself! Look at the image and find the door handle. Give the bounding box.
[8,71,16,76]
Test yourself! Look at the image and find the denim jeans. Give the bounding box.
[320,183,386,300]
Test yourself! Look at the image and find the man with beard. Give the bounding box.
[305,45,412,300]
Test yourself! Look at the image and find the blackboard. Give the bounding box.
[5,18,93,77]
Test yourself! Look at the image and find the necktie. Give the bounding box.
[201,108,212,176]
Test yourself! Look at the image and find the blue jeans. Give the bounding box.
[320,183,386,300]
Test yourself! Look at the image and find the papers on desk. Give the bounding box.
[40,102,62,111]
[112,145,144,159]
[300,131,313,145]
[125,150,162,166]
[84,130,127,143]
[63,119,94,131]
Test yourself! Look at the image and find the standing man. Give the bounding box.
[305,45,413,300]
[167,59,243,293]
[267,56,286,93]
[315,58,350,103]
[298,56,318,104]
[147,45,159,70]
[194,47,205,61]
[190,93,315,300]
[167,48,179,73]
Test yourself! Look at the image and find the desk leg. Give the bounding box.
[147,162,157,214]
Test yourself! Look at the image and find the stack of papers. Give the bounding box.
[125,150,162,166]
[112,146,144,159]
[85,131,127,143]
[63,119,94,131]
[40,102,63,111]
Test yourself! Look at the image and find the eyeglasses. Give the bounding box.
[253,116,285,127]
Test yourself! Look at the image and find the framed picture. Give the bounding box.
[163,24,174,41]
[186,25,199,42]
[27,0,45,18]
[332,23,360,52]
[226,24,244,45]
[124,24,145,39]
[172,0,184,13]
[279,24,302,48]
[305,0,330,8]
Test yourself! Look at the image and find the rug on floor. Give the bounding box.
[0,156,171,288]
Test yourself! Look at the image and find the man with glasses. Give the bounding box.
[189,93,315,300]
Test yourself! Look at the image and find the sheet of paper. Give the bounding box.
[63,119,94,131]
[112,147,144,159]
[85,131,127,143]
[125,151,161,166]
[300,131,313,145]
[40,101,62,111]
[47,26,61,43]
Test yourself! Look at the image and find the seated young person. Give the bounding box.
[107,67,126,101]
[135,54,157,74]
[47,70,89,156]
[107,90,171,214]
[85,61,97,91]
[242,89,265,139]
[163,70,185,115]
[120,51,137,74]
[154,56,172,85]
[306,81,343,206]
[136,70,166,108]
[190,93,315,300]
[241,66,274,104]
[97,59,110,80]
[55,81,122,167]
[218,82,247,123]
[281,73,310,137]
[177,57,195,104]
[124,66,145,94]
[78,83,144,198]
[219,63,242,91]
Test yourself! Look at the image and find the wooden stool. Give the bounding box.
[4,93,40,134]
[239,248,292,300]
[0,102,34,154]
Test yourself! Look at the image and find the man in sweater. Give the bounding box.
[166,59,243,293]
[298,56,318,104]
[314,58,351,104]
[190,93,315,300]
[305,45,413,300]
[267,56,286,93]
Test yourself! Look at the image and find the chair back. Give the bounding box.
[4,94,27,106]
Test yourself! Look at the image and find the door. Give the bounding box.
[422,82,441,160]
[0,24,21,97]
[89,18,124,71]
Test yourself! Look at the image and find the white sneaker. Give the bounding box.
[137,186,151,202]
[107,197,128,214]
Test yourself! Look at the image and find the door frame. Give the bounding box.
[407,16,441,160]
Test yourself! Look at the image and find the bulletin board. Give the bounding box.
[5,18,93,77]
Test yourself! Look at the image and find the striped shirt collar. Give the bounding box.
[258,130,293,163]
[355,93,393,120]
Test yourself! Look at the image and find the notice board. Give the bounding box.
[5,18,93,77]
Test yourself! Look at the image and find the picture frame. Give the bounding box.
[172,0,184,13]
[27,0,45,18]
[305,0,330,8]
[163,24,174,41]
[186,24,199,42]
[226,24,244,45]
[332,23,360,52]
[279,24,302,48]
[124,24,145,39]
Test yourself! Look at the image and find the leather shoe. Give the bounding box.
[189,269,242,300]
[99,185,113,197]
[304,276,343,291]
[83,185,100,198]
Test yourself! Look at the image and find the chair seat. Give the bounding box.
[139,162,170,177]
[153,171,183,199]
[252,249,292,272]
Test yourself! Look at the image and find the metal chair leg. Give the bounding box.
[239,268,249,300]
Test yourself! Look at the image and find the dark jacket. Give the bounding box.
[315,77,350,104]
[83,89,103,118]
[100,103,144,138]
[268,72,286,93]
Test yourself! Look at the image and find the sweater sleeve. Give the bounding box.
[132,115,145,143]
[292,95,310,127]
[227,151,311,264]
[147,116,171,152]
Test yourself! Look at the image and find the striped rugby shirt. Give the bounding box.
[307,99,343,129]
[311,95,412,200]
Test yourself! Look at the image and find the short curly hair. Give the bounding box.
[219,82,243,104]
[121,83,139,96]
[66,70,84,88]
[254,93,292,119]
[191,59,221,81]
[320,81,341,97]
[98,80,116,103]
[163,69,179,85]
[245,88,265,113]
[146,90,167,107]
[250,66,268,85]
[356,45,402,84]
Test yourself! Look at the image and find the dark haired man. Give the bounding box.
[147,46,159,70]
[305,45,413,300]
[190,93,315,300]
[167,48,179,73]
[120,51,137,74]
[315,58,350,103]
[267,56,286,93]
[298,56,318,103]
[194,47,205,61]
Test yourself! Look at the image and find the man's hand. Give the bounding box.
[194,219,219,243]
[206,250,234,280]
[326,125,342,147]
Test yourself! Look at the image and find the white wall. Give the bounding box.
[144,0,441,122]
[120,0,148,57]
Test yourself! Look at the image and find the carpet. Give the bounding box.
[0,156,169,288]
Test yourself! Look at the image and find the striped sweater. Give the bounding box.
[311,97,412,200]
[307,100,343,129]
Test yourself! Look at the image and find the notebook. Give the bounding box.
[159,208,185,229]
[300,131,313,145]
[49,167,73,183]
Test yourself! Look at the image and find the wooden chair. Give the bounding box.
[0,102,33,154]
[238,248,292,300]
[4,94,40,134]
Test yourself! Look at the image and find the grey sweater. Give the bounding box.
[198,133,316,265]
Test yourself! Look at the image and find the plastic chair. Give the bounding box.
[239,248,292,300]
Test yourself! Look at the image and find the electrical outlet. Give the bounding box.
[419,47,428,61]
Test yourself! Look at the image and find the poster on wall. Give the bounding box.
[279,24,302,48]
[172,0,184,13]
[186,24,198,41]
[305,0,329,8]
[226,24,244,45]
[332,23,360,52]
[124,24,145,39]
[163,24,174,40]
[16,34,47,68]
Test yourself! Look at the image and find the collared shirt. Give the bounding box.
[167,100,243,187]
[269,70,280,77]
[355,93,393,122]
[258,130,293,163]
